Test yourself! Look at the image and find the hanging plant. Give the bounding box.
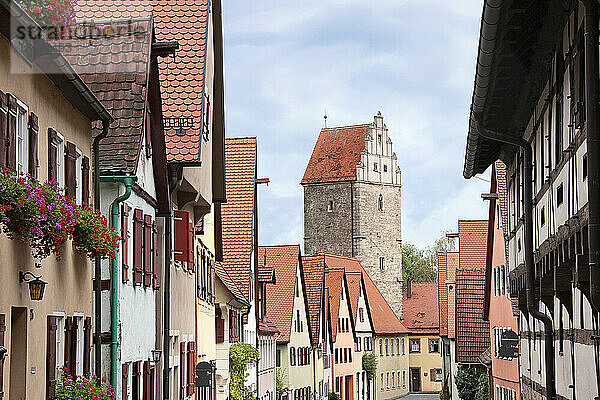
[55,372,115,400]
[16,0,77,29]
[0,170,118,261]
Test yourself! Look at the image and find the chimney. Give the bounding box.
[406,277,412,299]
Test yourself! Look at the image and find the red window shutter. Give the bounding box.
[0,314,5,398]
[180,342,186,399]
[64,316,73,376]
[150,366,155,400]
[215,309,224,343]
[0,91,7,169]
[6,94,16,171]
[64,142,77,199]
[173,210,189,263]
[122,203,130,283]
[46,316,58,400]
[144,214,153,287]
[122,363,129,400]
[187,342,195,395]
[430,369,435,382]
[132,361,140,400]
[133,209,144,285]
[28,112,39,178]
[143,360,150,399]
[47,128,58,182]
[81,156,90,204]
[188,219,194,270]
[83,317,91,377]
[153,221,160,289]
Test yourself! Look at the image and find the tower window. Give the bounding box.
[378,133,382,143]
[374,163,378,172]
[327,200,334,213]
[383,165,387,172]
[583,154,588,180]
[379,257,385,271]
[378,194,384,211]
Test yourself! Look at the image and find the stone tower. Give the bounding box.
[301,112,403,318]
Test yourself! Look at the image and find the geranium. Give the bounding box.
[0,170,118,261]
[55,372,115,400]
[16,0,77,30]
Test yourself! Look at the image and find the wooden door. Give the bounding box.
[410,368,421,392]
[344,375,353,400]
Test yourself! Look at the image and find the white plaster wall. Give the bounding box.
[288,265,312,391]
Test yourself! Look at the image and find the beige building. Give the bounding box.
[0,2,112,399]
[402,281,442,394]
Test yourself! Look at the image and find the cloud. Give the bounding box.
[223,0,485,249]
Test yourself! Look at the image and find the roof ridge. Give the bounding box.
[259,244,300,248]
[322,123,371,131]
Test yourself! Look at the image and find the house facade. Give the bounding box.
[402,280,442,394]
[302,112,403,319]
[437,250,459,399]
[0,2,112,399]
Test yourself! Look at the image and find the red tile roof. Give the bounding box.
[456,268,490,363]
[345,272,362,323]
[324,268,345,342]
[54,18,152,175]
[459,220,488,269]
[325,254,409,335]
[302,255,326,345]
[75,0,210,163]
[301,124,370,184]
[402,282,439,334]
[221,137,256,301]
[215,261,249,307]
[259,318,280,335]
[261,245,301,343]
[257,265,275,283]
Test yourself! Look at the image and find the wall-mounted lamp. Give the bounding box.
[152,349,162,363]
[19,271,47,301]
[0,346,7,361]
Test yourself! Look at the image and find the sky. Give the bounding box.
[222,0,490,249]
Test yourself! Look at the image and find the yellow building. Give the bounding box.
[402,280,442,393]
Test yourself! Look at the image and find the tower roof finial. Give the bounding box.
[324,108,328,128]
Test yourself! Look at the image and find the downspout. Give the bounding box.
[101,175,137,389]
[94,121,110,378]
[475,123,556,400]
[580,1,600,397]
[160,212,172,400]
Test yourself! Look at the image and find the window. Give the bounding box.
[396,339,400,356]
[379,339,383,356]
[391,372,395,388]
[55,315,65,380]
[402,370,406,387]
[410,339,420,353]
[383,165,387,172]
[327,200,334,213]
[435,369,442,382]
[556,97,563,165]
[378,133,382,143]
[295,277,299,297]
[74,315,84,377]
[374,163,378,172]
[356,338,361,352]
[348,348,352,363]
[429,339,439,353]
[276,349,281,367]
[377,194,384,212]
[335,348,339,364]
[75,148,82,205]
[385,339,389,356]
[540,207,546,226]
[557,184,563,206]
[15,100,28,175]
[380,373,384,391]
[359,308,364,323]
[386,372,389,390]
[401,338,405,354]
[583,154,588,180]
[379,257,385,271]
[363,337,368,351]
[291,347,296,366]
[391,339,394,356]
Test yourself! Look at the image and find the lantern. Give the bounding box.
[19,271,47,301]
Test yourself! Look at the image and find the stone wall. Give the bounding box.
[303,182,354,257]
[354,182,403,318]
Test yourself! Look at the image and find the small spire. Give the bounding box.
[324,108,328,128]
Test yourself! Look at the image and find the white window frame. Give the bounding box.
[53,312,66,378]
[15,99,28,176]
[73,313,84,377]
[402,370,406,387]
[379,257,385,271]
[55,132,65,187]
[75,148,82,205]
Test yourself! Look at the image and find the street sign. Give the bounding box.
[498,329,519,358]
[195,361,213,388]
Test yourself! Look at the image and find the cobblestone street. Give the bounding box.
[402,393,439,400]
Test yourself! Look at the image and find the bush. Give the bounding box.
[455,365,488,400]
[362,353,377,381]
[229,342,259,400]
[55,374,114,399]
[328,392,340,400]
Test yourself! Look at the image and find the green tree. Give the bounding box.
[455,365,488,400]
[362,353,378,381]
[402,230,456,284]
[229,343,260,400]
[276,368,288,396]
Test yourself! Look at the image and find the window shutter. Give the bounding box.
[0,91,7,169]
[173,210,189,263]
[133,209,144,285]
[144,214,153,287]
[122,363,129,400]
[0,314,5,399]
[6,94,16,171]
[132,361,140,400]
[46,316,58,400]
[187,342,195,395]
[215,309,224,343]
[64,316,73,376]
[143,360,150,399]
[122,203,130,283]
[180,342,186,399]
[153,221,159,289]
[28,112,39,178]
[188,219,194,270]
[430,369,435,382]
[64,142,77,199]
[47,128,58,182]
[83,317,91,377]
[69,317,78,375]
[81,156,90,204]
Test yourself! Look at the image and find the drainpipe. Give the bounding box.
[580,1,600,396]
[94,120,110,378]
[101,175,137,389]
[159,212,172,400]
[474,122,556,400]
